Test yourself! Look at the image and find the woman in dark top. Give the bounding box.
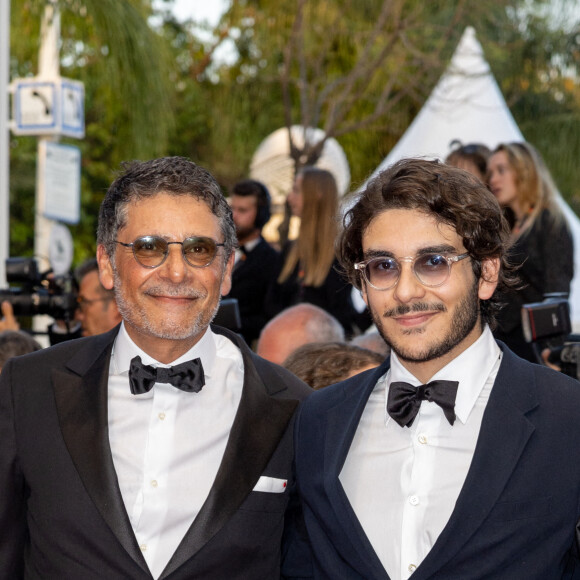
[265,167,356,336]
[487,142,574,362]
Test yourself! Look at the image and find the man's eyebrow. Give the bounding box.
[362,244,459,260]
[362,249,395,260]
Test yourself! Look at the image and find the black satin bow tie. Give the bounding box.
[387,380,459,428]
[129,356,205,395]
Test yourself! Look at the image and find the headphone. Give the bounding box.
[233,180,272,229]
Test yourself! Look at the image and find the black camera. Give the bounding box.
[521,294,579,380]
[0,257,78,321]
[521,296,571,343]
[547,341,580,381]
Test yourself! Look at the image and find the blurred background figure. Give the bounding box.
[225,179,279,346]
[265,167,357,337]
[445,140,491,182]
[282,341,384,390]
[487,141,574,362]
[256,303,344,365]
[75,258,122,337]
[350,330,391,358]
[0,330,42,372]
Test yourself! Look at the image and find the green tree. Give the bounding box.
[9,0,176,261]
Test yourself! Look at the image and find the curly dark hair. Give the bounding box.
[338,158,519,328]
[97,156,236,263]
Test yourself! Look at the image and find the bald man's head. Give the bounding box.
[257,303,345,364]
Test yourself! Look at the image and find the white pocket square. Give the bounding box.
[252,476,288,493]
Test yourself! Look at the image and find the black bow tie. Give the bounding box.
[129,356,205,395]
[387,380,459,428]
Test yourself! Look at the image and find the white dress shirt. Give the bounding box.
[234,236,260,265]
[340,325,502,580]
[108,323,244,579]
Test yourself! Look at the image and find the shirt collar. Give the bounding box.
[243,237,261,252]
[112,321,217,379]
[388,325,501,425]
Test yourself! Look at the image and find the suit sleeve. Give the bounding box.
[0,361,26,579]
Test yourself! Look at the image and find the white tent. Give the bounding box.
[362,26,580,330]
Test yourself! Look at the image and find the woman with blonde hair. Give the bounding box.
[265,166,356,336]
[487,141,574,361]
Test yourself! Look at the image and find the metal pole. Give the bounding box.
[0,0,11,286]
[35,1,60,274]
[33,2,60,343]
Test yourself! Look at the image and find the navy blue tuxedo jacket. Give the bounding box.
[289,343,580,579]
[0,324,311,579]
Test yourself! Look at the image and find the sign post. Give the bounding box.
[7,3,84,343]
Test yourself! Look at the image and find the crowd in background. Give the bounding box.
[1,151,579,578]
[0,139,575,384]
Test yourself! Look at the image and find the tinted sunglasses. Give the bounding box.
[116,235,225,268]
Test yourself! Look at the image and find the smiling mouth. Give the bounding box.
[393,312,437,327]
[151,295,197,303]
[144,285,206,302]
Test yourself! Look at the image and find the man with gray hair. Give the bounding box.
[0,156,310,579]
[0,330,41,372]
[257,303,345,365]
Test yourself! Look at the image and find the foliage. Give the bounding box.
[7,0,580,268]
[9,0,176,263]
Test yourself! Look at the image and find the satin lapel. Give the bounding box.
[161,333,299,578]
[323,361,392,580]
[52,328,149,575]
[413,346,538,579]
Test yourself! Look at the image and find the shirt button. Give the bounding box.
[409,495,419,506]
[408,563,417,573]
[418,433,428,444]
[158,412,166,420]
[140,544,147,552]
[151,480,158,488]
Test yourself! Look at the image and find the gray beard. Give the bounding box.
[112,269,220,341]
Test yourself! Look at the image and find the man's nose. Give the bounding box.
[159,244,188,281]
[392,262,425,303]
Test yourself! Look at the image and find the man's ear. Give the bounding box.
[361,281,369,308]
[478,257,500,300]
[97,245,115,291]
[220,252,235,297]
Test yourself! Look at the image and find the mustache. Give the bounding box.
[143,284,206,299]
[383,302,447,318]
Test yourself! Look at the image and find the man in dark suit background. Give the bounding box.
[225,179,279,345]
[0,157,310,579]
[288,158,580,579]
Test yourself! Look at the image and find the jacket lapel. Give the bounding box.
[323,361,392,579]
[413,344,538,578]
[52,327,150,575]
[161,327,300,578]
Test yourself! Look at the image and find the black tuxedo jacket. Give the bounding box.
[226,237,279,344]
[287,343,580,579]
[0,324,311,579]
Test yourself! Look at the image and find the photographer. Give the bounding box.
[75,258,121,337]
[0,258,79,345]
[521,296,580,380]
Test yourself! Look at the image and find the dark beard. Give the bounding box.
[372,281,480,363]
[235,225,258,243]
